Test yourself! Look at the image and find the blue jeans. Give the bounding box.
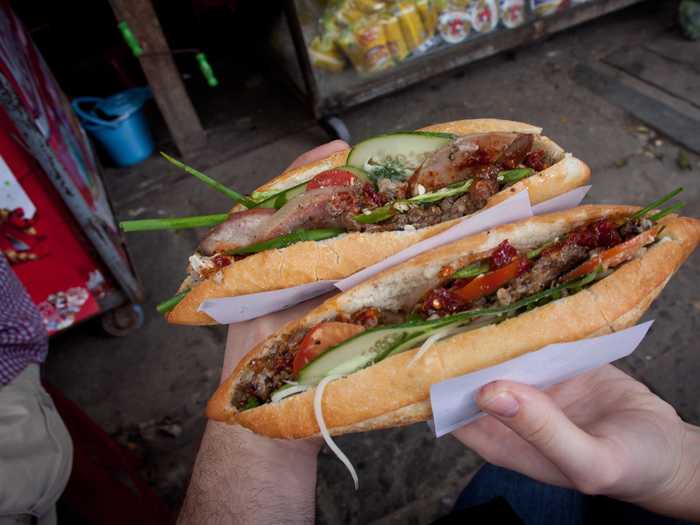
[441,464,694,525]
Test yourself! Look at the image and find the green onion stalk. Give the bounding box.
[226,228,344,255]
[156,289,190,314]
[629,187,683,221]
[497,168,534,186]
[451,261,490,279]
[354,179,474,225]
[160,152,257,208]
[120,213,228,232]
[648,202,684,222]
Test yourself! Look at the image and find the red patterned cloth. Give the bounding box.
[0,254,48,385]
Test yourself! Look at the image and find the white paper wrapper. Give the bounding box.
[198,280,337,324]
[532,185,591,215]
[336,190,533,292]
[430,321,653,437]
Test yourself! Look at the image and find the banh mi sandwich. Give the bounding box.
[120,119,590,325]
[208,190,699,442]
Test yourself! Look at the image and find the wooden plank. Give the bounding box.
[310,0,645,115]
[605,46,700,109]
[572,63,700,154]
[644,31,700,74]
[109,0,206,157]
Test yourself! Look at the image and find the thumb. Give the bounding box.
[476,380,614,493]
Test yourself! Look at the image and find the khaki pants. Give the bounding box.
[0,365,72,524]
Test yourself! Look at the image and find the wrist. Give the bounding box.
[179,421,320,525]
[205,419,321,468]
[638,423,700,521]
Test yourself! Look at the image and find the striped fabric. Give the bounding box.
[0,255,47,385]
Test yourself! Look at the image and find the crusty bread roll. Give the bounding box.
[167,119,590,325]
[207,206,700,438]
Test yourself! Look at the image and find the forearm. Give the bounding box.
[178,421,320,525]
[636,423,700,521]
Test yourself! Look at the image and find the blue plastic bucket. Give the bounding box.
[72,88,154,167]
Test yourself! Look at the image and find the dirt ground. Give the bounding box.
[45,2,700,523]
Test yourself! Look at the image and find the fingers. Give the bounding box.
[287,140,350,170]
[474,380,620,494]
[453,414,572,488]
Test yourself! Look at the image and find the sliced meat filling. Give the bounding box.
[231,328,306,409]
[409,132,528,192]
[417,218,642,318]
[200,134,549,255]
[495,242,588,306]
[198,208,275,255]
[231,307,409,408]
[254,187,361,242]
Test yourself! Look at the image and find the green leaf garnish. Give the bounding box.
[366,158,411,182]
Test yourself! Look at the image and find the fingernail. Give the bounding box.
[480,391,519,417]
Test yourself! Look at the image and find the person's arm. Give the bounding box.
[178,141,348,525]
[178,310,324,525]
[453,365,700,521]
[177,402,320,525]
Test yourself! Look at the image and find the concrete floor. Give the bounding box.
[45,2,700,523]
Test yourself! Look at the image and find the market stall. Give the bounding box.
[275,0,645,137]
[0,4,144,336]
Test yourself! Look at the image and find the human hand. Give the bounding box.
[178,141,348,525]
[453,365,700,521]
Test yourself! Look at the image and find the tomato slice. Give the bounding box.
[306,169,356,190]
[454,257,530,304]
[562,226,661,282]
[292,322,365,376]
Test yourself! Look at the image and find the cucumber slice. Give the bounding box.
[347,131,455,181]
[255,181,307,209]
[297,323,432,385]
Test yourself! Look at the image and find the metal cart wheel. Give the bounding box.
[101,303,144,336]
[320,115,351,143]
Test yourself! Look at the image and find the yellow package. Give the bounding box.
[309,36,346,73]
[415,0,438,36]
[354,16,394,72]
[394,1,427,50]
[353,0,387,13]
[380,14,410,61]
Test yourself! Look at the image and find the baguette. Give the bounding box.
[207,206,700,438]
[167,119,590,325]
